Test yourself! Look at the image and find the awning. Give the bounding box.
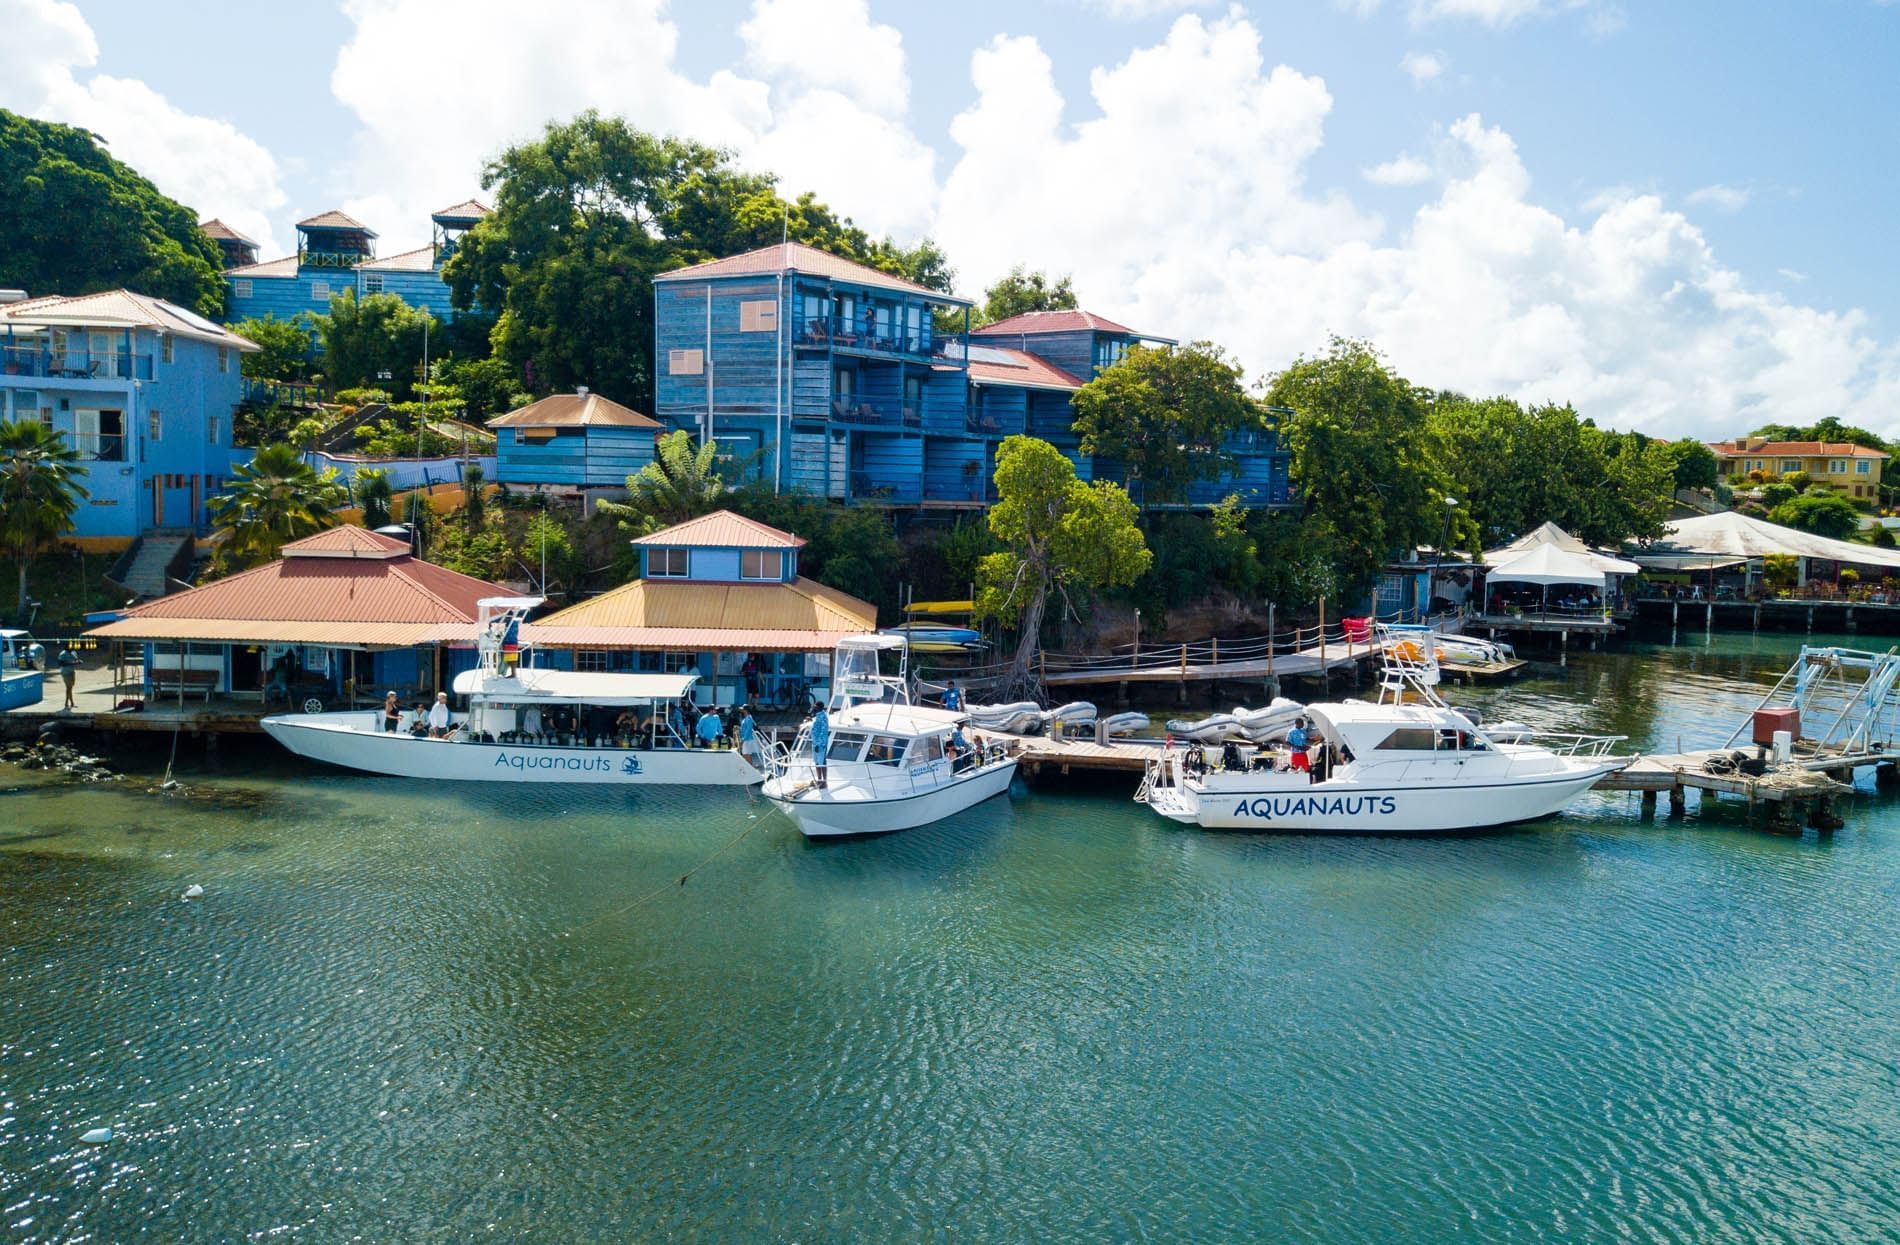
[519,625,857,652]
[85,619,474,646]
[1484,521,1640,575]
[1486,544,1607,588]
[1628,552,1750,573]
[452,669,698,703]
[1643,511,1900,569]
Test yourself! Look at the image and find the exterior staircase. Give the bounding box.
[104,528,196,601]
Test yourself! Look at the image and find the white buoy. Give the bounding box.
[181,884,204,901]
[80,1127,113,1145]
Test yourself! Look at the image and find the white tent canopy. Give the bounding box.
[1487,543,1607,588]
[1635,512,1900,570]
[1485,521,1640,575]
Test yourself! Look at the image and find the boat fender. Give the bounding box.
[80,1127,113,1145]
[181,884,204,901]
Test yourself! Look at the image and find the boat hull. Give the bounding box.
[764,760,1018,838]
[261,713,761,785]
[1146,764,1619,833]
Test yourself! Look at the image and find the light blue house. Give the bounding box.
[0,288,257,545]
[488,389,663,502]
[645,243,1293,510]
[220,200,487,328]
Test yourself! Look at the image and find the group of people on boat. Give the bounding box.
[378,687,766,762]
[1176,715,1349,783]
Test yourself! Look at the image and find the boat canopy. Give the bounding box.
[838,633,910,651]
[451,668,697,704]
[1309,700,1475,754]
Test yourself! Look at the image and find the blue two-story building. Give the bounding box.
[488,388,662,503]
[219,200,487,327]
[648,243,1292,510]
[0,288,257,545]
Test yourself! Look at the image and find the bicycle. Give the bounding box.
[772,679,822,714]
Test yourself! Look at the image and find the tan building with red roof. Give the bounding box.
[87,527,514,706]
[1707,437,1888,499]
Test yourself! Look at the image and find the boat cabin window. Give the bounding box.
[914,734,944,764]
[865,735,907,766]
[1374,727,1440,751]
[825,731,869,763]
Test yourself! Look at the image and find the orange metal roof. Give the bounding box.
[1708,440,1888,459]
[654,242,969,304]
[199,218,255,244]
[959,345,1087,392]
[521,625,852,652]
[282,527,412,558]
[973,309,1137,336]
[431,198,491,221]
[531,576,874,634]
[87,618,473,647]
[631,510,806,549]
[488,392,662,429]
[297,209,373,232]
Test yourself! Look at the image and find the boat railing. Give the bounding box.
[1514,732,1627,759]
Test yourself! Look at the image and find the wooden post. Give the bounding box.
[178,641,186,708]
[1318,597,1327,692]
[1667,786,1685,816]
[1211,636,1218,668]
[1266,603,1275,680]
[1640,790,1657,816]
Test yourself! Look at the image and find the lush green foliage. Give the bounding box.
[1762,553,1799,591]
[208,444,347,566]
[0,419,88,614]
[1071,342,1261,507]
[232,314,315,382]
[1661,439,1719,492]
[353,468,394,529]
[0,110,224,315]
[972,266,1077,326]
[442,357,527,420]
[597,430,728,535]
[312,289,440,398]
[1768,490,1862,540]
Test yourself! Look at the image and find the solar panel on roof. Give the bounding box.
[165,305,229,336]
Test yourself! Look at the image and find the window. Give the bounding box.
[648,547,689,577]
[217,346,230,373]
[363,274,384,293]
[661,651,698,673]
[1858,460,1873,475]
[148,410,161,439]
[575,650,610,672]
[1828,459,1848,474]
[906,305,923,349]
[741,550,782,580]
[232,279,253,299]
[1779,459,1801,473]
[310,281,332,301]
[826,732,869,764]
[833,367,855,400]
[12,391,38,421]
[1375,727,1440,751]
[739,299,778,332]
[865,735,907,766]
[208,415,221,445]
[1094,338,1128,371]
[668,348,704,376]
[160,334,174,365]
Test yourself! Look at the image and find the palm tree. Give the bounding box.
[597,430,728,535]
[0,419,88,616]
[354,467,394,529]
[209,444,347,566]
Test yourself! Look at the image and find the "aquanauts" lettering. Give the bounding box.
[493,752,615,773]
[1232,794,1398,821]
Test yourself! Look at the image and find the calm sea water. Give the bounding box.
[5,631,1900,1242]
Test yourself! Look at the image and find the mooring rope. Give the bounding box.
[558,814,768,939]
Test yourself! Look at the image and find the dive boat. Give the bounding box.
[760,635,1018,838]
[260,598,761,785]
[1134,626,1627,833]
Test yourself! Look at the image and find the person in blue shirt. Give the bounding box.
[1286,717,1312,779]
[667,702,686,746]
[738,707,760,768]
[696,707,723,749]
[809,708,831,788]
[941,680,964,711]
[948,723,971,770]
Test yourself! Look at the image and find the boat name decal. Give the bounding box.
[492,751,616,773]
[1232,795,1398,820]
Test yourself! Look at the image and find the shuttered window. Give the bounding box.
[739,300,778,332]
[668,348,704,375]
[232,279,253,299]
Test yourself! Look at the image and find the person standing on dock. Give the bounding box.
[810,707,831,789]
[57,645,79,710]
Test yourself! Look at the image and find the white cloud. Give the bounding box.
[1074,0,1214,16]
[1400,50,1446,83]
[1342,0,1624,30]
[1364,155,1434,185]
[1686,183,1751,212]
[1778,268,1808,283]
[0,0,289,260]
[739,0,907,111]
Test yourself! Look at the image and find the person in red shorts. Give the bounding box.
[1287,717,1312,778]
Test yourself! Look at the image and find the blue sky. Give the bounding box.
[8,0,1899,438]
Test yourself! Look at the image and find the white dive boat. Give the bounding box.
[760,635,1018,838]
[260,598,760,785]
[1135,627,1628,833]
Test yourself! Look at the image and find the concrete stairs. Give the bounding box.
[109,529,195,600]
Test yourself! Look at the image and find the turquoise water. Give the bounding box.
[5,631,1900,1241]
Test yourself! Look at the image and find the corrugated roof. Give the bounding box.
[1641,512,1900,568]
[297,209,374,233]
[431,198,491,221]
[630,509,805,549]
[958,344,1087,392]
[356,245,436,273]
[199,218,255,244]
[654,242,969,304]
[521,625,853,652]
[973,309,1138,337]
[282,527,412,559]
[1708,440,1888,459]
[225,254,300,278]
[532,577,874,634]
[0,289,259,350]
[488,392,662,429]
[87,618,475,646]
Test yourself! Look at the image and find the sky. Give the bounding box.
[4,0,1898,441]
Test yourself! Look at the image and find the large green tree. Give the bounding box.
[313,289,439,398]
[0,110,225,316]
[232,314,314,383]
[208,445,347,566]
[444,112,953,408]
[0,419,88,615]
[1071,342,1260,508]
[975,436,1151,695]
[972,265,1077,326]
[1266,340,1443,602]
[1769,490,1862,540]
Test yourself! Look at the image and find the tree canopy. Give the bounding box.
[0,419,88,615]
[232,314,315,383]
[0,109,225,316]
[313,289,440,398]
[208,445,347,567]
[1768,490,1862,540]
[1071,342,1260,508]
[972,266,1077,326]
[596,429,728,536]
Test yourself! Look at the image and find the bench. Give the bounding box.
[150,668,219,701]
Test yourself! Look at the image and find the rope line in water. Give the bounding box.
[559,815,768,938]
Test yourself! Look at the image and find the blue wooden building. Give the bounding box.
[0,288,257,544]
[489,388,663,501]
[643,243,1293,510]
[219,200,488,327]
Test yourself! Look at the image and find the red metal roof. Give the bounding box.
[972,309,1137,337]
[654,242,969,304]
[431,198,491,221]
[199,218,256,244]
[488,392,662,429]
[297,209,374,233]
[959,345,1087,392]
[282,527,412,558]
[630,509,807,549]
[1708,440,1888,459]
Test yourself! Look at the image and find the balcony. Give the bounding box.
[797,316,938,360]
[2,344,153,382]
[848,471,923,504]
[831,397,921,430]
[73,434,127,463]
[921,470,997,505]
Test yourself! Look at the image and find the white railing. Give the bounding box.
[1511,732,1626,758]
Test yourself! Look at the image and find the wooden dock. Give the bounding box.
[1037,638,1377,691]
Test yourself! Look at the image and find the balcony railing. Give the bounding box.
[2,344,153,381]
[798,316,936,357]
[831,398,922,429]
[73,434,126,463]
[921,471,997,504]
[848,471,923,504]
